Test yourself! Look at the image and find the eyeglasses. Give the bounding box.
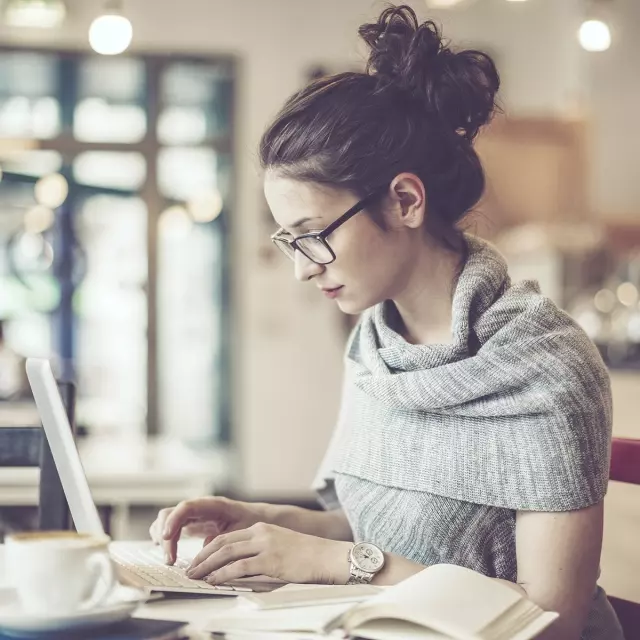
[270,187,387,265]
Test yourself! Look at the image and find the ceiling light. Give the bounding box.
[187,190,223,223]
[578,19,611,52]
[89,0,133,56]
[4,0,66,29]
[34,173,68,209]
[160,206,192,238]
[424,0,473,8]
[24,205,55,234]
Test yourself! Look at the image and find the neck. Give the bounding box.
[391,239,464,346]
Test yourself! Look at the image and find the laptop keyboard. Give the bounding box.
[111,545,251,592]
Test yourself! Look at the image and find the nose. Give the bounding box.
[294,250,324,282]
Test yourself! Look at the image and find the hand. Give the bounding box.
[149,497,265,565]
[185,522,352,585]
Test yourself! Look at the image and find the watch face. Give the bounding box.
[351,543,385,573]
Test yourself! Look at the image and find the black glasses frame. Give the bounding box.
[270,186,387,265]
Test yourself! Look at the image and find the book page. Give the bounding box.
[350,618,451,640]
[237,583,382,609]
[342,564,524,638]
[202,602,354,634]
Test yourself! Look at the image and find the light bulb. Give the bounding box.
[160,206,192,237]
[24,205,55,234]
[34,173,68,209]
[4,0,66,29]
[187,190,223,223]
[89,13,133,55]
[424,0,467,7]
[578,19,611,52]
[617,282,639,307]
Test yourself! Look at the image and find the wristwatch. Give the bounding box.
[347,542,385,585]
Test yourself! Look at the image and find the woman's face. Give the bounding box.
[264,173,423,315]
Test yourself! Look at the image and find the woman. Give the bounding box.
[150,6,623,638]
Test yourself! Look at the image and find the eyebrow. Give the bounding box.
[289,216,320,231]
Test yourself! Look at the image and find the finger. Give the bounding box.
[185,522,222,538]
[205,556,264,585]
[162,529,182,566]
[162,501,198,540]
[149,508,173,544]
[187,540,258,580]
[188,529,254,574]
[149,521,160,545]
[162,501,202,565]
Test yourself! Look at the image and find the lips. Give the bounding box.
[321,285,344,299]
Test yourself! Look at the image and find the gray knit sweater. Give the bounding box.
[314,235,624,640]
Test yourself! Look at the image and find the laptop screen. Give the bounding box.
[25,358,105,536]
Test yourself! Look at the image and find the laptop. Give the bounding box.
[25,357,280,596]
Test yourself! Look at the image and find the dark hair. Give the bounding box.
[259,4,500,242]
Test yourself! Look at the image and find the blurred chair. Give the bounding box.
[608,437,640,638]
[0,381,76,531]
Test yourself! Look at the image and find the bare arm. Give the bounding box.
[323,501,603,640]
[514,502,603,640]
[262,504,354,541]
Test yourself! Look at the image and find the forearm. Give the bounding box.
[368,551,424,586]
[328,551,531,591]
[260,503,354,541]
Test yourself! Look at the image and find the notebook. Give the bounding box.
[201,563,559,640]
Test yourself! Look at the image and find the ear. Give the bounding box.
[387,173,426,229]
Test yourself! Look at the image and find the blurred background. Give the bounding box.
[0,0,639,593]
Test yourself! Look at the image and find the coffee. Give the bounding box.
[6,531,117,615]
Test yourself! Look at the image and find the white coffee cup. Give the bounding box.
[5,531,117,616]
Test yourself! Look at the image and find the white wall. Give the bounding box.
[2,0,637,499]
[585,0,640,217]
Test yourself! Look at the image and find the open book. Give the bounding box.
[203,563,558,640]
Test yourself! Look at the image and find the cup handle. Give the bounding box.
[79,553,116,611]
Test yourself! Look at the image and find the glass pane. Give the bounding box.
[159,61,233,143]
[74,195,147,433]
[74,57,146,143]
[73,152,146,191]
[0,180,55,388]
[157,146,218,201]
[158,212,224,444]
[0,52,60,139]
[0,150,63,178]
[158,106,208,146]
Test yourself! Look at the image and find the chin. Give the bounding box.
[336,298,375,316]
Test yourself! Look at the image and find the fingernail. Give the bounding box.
[186,569,195,578]
[165,553,171,564]
[163,526,170,538]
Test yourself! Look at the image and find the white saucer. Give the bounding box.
[0,585,147,637]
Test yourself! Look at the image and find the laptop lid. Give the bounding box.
[25,358,104,536]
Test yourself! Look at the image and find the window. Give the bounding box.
[0,49,234,444]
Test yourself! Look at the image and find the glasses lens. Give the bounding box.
[296,236,334,265]
[272,237,295,260]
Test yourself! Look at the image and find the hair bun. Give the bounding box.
[358,5,500,140]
